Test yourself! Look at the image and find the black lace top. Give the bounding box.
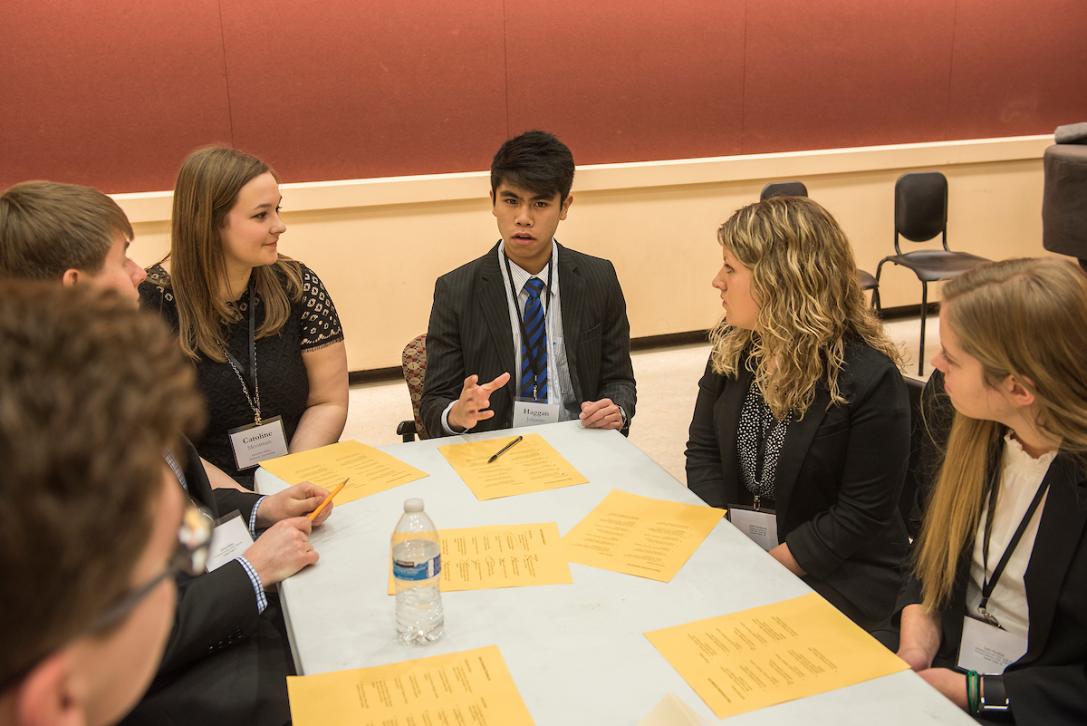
[139,262,344,486]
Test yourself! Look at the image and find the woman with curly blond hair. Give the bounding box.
[686,196,910,636]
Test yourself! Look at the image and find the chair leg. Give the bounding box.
[918,282,928,377]
[396,420,418,443]
[873,259,886,314]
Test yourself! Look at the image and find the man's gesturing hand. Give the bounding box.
[448,372,511,431]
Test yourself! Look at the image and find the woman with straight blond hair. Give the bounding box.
[141,146,348,487]
[686,196,910,638]
[897,258,1087,724]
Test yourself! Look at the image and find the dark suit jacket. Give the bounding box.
[685,339,911,627]
[421,242,636,437]
[158,438,262,675]
[899,375,1087,725]
[121,438,293,726]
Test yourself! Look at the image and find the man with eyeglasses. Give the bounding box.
[0,180,331,725]
[0,282,210,725]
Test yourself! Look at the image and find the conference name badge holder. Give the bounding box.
[505,249,560,429]
[727,496,779,551]
[726,411,784,551]
[957,614,1027,675]
[512,391,561,429]
[956,475,1049,674]
[229,416,288,471]
[205,510,256,572]
[225,285,288,471]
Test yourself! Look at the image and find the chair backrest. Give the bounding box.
[894,172,948,246]
[401,334,429,439]
[760,180,808,200]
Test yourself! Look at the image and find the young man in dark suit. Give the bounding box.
[421,130,637,437]
[0,282,199,726]
[0,180,332,725]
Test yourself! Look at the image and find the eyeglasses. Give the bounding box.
[87,500,214,633]
[0,500,214,690]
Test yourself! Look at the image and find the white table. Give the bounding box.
[257,421,973,725]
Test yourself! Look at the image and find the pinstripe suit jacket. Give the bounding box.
[421,242,636,437]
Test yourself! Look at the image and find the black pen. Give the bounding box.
[487,435,524,463]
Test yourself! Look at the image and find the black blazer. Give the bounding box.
[686,339,911,627]
[421,242,637,437]
[122,438,293,726]
[157,437,262,675]
[900,375,1087,725]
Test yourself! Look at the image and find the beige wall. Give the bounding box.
[116,135,1049,372]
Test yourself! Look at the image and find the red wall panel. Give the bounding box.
[504,0,746,164]
[0,1,232,192]
[743,0,957,153]
[219,0,508,183]
[2,1,1085,193]
[947,0,1087,139]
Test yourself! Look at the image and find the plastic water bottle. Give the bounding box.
[392,498,444,644]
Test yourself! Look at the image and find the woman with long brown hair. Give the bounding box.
[141,146,348,487]
[898,258,1087,723]
[686,196,910,637]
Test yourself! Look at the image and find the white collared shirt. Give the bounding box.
[441,240,576,434]
[964,432,1056,652]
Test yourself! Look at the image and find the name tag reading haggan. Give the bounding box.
[512,399,561,428]
[228,415,289,470]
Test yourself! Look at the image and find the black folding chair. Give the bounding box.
[874,172,990,375]
[760,180,808,200]
[760,180,878,294]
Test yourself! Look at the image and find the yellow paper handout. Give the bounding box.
[386,522,573,593]
[563,490,725,582]
[645,593,909,719]
[287,645,535,726]
[438,433,587,500]
[261,440,427,507]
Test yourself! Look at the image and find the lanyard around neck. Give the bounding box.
[223,280,262,425]
[502,247,554,394]
[977,460,1050,618]
[751,391,789,509]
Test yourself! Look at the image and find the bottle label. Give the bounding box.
[393,554,442,581]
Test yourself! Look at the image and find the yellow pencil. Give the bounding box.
[307,478,348,521]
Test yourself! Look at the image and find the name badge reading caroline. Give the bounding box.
[512,399,561,428]
[956,615,1027,674]
[727,504,779,551]
[228,415,288,471]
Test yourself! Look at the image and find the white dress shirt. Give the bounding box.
[964,432,1056,655]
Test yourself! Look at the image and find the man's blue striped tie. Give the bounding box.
[520,276,548,401]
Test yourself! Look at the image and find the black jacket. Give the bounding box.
[421,242,636,438]
[121,438,293,726]
[899,371,1087,725]
[686,339,911,627]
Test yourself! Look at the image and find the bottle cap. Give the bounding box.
[404,498,424,513]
